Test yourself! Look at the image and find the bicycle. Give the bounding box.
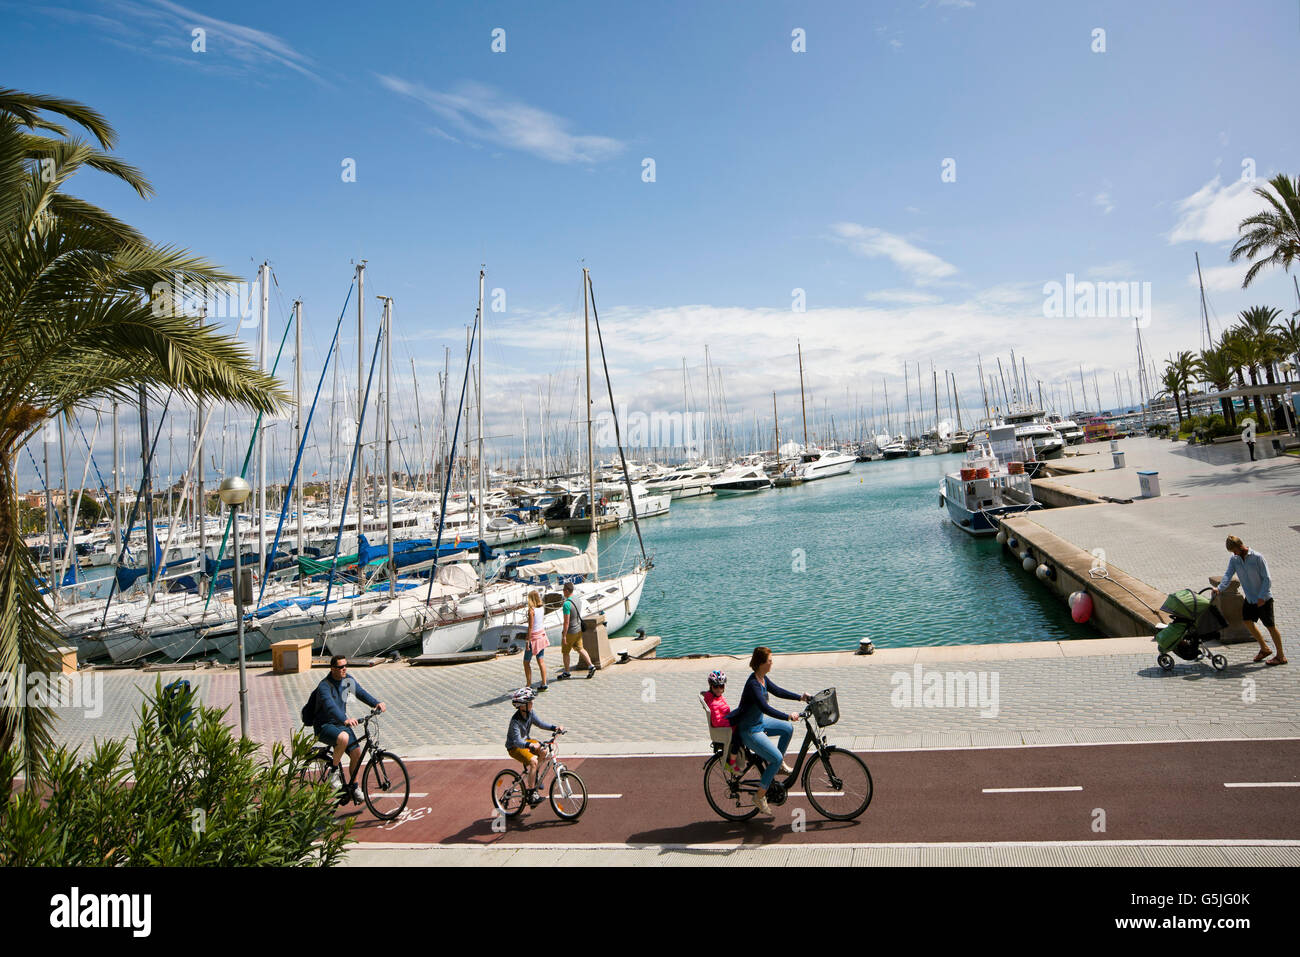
[701,687,872,822]
[490,730,588,821]
[305,709,411,821]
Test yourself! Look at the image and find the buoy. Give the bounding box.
[1035,563,1052,581]
[995,530,1007,545]
[1022,555,1036,572]
[1007,537,1019,550]
[1068,590,1083,608]
[1071,592,1094,623]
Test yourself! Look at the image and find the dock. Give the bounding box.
[999,436,1297,639]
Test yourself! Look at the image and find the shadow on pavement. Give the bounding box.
[625,816,861,847]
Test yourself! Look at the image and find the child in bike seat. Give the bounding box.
[506,687,563,800]
[705,670,743,773]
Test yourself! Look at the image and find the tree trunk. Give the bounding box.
[1249,368,1267,428]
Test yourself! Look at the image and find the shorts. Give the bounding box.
[1243,598,1275,629]
[317,723,359,752]
[523,642,546,663]
[561,631,584,654]
[509,739,539,765]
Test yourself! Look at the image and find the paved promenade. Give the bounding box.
[48,637,1300,865]
[1032,437,1298,637]
[41,437,1298,865]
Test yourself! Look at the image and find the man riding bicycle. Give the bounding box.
[309,656,387,803]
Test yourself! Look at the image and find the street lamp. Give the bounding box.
[218,476,252,740]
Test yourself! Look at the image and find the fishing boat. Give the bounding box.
[938,426,1041,535]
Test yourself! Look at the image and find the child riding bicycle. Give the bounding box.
[506,687,565,805]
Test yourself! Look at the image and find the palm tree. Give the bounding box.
[1236,306,1286,428]
[1230,174,1300,288]
[1159,363,1185,427]
[1196,345,1237,428]
[1279,316,1300,374]
[1,89,285,771]
[1172,350,1197,422]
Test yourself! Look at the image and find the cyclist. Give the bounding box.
[311,655,387,803]
[506,687,564,805]
[727,647,809,815]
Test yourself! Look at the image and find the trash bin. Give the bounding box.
[1137,470,1160,497]
[1112,451,1126,469]
[1109,439,1119,452]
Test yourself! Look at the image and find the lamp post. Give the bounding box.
[218,476,252,740]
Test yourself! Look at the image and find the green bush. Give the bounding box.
[0,679,353,865]
[1178,414,1238,440]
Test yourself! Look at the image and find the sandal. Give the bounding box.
[1254,650,1271,662]
[1265,658,1288,666]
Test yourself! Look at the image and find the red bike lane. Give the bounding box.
[337,739,1300,847]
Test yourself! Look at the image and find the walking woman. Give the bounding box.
[522,590,551,691]
[727,646,809,815]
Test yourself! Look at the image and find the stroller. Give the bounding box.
[1156,587,1229,672]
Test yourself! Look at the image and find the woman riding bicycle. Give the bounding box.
[727,646,809,815]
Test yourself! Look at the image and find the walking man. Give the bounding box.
[1241,417,1257,462]
[556,582,596,680]
[1217,535,1285,665]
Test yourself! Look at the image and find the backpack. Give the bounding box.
[565,592,585,633]
[301,686,318,727]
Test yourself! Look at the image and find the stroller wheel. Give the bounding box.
[1211,654,1227,672]
[1157,653,1174,671]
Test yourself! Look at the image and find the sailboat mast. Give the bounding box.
[355,260,365,553]
[258,260,268,574]
[196,307,206,572]
[583,267,594,530]
[382,296,395,591]
[773,392,780,469]
[111,400,121,552]
[294,299,304,558]
[798,341,808,449]
[1196,251,1212,350]
[477,269,486,545]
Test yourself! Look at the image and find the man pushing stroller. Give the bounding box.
[1217,535,1285,666]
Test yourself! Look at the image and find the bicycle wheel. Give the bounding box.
[702,753,760,822]
[549,769,588,820]
[803,746,872,821]
[362,750,410,821]
[491,769,526,818]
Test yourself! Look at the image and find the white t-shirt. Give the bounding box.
[529,605,545,636]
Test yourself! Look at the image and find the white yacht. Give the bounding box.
[1001,408,1065,460]
[780,447,856,482]
[1045,413,1084,445]
[711,464,774,494]
[644,467,715,500]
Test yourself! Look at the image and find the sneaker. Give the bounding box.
[779,762,794,775]
[527,790,544,807]
[587,665,597,679]
[753,794,771,815]
[555,672,572,680]
[349,783,363,805]
[538,684,549,692]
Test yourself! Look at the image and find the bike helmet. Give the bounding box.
[511,687,536,705]
[707,670,726,687]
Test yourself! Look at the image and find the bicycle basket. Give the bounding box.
[808,688,839,727]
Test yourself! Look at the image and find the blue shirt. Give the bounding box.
[313,674,379,727]
[506,709,556,751]
[726,674,801,730]
[1218,550,1272,604]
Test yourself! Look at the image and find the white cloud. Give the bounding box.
[1093,191,1114,215]
[97,0,323,82]
[865,289,943,304]
[1167,175,1266,244]
[377,76,625,165]
[1188,263,1246,293]
[1085,261,1136,279]
[830,223,958,283]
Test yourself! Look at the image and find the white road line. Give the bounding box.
[788,791,848,797]
[369,792,428,799]
[1224,782,1300,788]
[982,786,1083,793]
[586,794,623,799]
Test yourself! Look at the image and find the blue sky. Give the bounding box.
[6,0,1300,487]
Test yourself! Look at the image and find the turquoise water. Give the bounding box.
[575,456,1097,656]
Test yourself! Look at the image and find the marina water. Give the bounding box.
[576,457,1095,656]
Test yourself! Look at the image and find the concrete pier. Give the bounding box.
[1000,436,1297,639]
